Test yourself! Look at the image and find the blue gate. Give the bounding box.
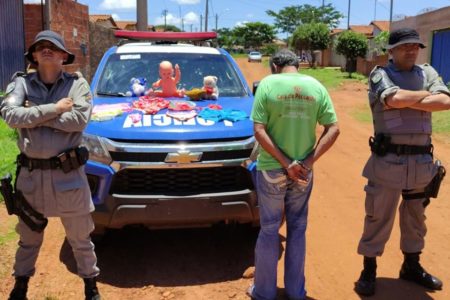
[431,29,450,85]
[0,0,25,91]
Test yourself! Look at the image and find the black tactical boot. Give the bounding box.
[399,252,443,290]
[355,256,377,296]
[8,276,29,300]
[84,277,101,300]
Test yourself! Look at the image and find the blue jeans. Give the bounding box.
[253,169,313,300]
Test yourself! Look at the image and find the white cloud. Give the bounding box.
[246,14,254,18]
[100,0,135,10]
[154,11,200,27]
[183,12,199,25]
[235,21,249,27]
[24,0,44,3]
[171,0,201,4]
[111,13,121,21]
[155,13,181,26]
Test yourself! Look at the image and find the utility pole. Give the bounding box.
[44,0,51,30]
[182,18,184,31]
[374,0,377,20]
[205,0,209,31]
[347,0,351,29]
[190,24,193,32]
[389,0,394,24]
[200,14,203,32]
[215,14,218,31]
[137,0,148,31]
[322,0,325,7]
[162,9,168,31]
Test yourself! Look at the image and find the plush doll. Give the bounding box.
[126,77,147,97]
[202,75,219,100]
[152,61,184,98]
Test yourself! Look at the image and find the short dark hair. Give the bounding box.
[270,49,299,69]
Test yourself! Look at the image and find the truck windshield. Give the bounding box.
[96,52,248,97]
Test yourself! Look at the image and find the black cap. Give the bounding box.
[387,28,425,50]
[25,30,75,65]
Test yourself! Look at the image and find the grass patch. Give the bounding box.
[349,103,450,140]
[0,217,17,246]
[299,67,367,90]
[231,53,248,58]
[0,120,19,203]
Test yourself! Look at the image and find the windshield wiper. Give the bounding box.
[96,91,126,97]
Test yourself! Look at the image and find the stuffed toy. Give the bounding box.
[152,61,184,97]
[202,75,219,100]
[126,77,147,97]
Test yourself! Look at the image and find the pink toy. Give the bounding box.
[151,61,184,98]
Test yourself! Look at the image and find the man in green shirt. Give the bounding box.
[247,49,339,300]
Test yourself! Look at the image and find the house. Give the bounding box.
[391,6,450,84]
[89,14,118,29]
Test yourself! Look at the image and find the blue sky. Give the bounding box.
[26,0,450,32]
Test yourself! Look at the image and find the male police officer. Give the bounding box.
[355,28,450,296]
[1,30,100,300]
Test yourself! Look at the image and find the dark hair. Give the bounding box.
[270,49,299,69]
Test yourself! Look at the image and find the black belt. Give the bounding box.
[385,143,433,155]
[18,154,61,171]
[17,147,89,173]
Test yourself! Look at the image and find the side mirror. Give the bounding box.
[252,81,260,95]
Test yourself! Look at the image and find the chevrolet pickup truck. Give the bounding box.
[83,31,259,235]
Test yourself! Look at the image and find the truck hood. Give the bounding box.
[85,96,254,141]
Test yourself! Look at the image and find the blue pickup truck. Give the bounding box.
[83,32,259,235]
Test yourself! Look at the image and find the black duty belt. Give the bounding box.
[17,146,89,173]
[18,155,61,170]
[385,144,433,155]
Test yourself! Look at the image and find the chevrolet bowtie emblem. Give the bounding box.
[165,151,202,164]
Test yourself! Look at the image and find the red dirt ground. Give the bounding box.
[1,58,449,300]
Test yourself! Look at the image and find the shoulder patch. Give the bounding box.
[371,72,382,84]
[5,82,15,95]
[10,71,25,81]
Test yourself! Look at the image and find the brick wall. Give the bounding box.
[51,0,90,76]
[24,4,43,52]
[24,1,90,77]
[356,54,388,76]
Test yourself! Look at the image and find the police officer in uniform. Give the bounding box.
[355,28,450,296]
[1,30,101,300]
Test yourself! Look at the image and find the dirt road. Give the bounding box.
[1,58,449,300]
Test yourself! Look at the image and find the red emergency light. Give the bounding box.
[114,30,217,41]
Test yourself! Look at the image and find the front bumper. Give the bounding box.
[92,189,259,229]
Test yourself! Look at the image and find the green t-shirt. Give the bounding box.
[251,72,337,170]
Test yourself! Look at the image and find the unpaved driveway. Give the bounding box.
[1,58,449,300]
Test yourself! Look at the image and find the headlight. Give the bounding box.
[82,133,112,165]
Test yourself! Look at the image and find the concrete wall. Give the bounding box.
[391,6,450,64]
[89,22,118,82]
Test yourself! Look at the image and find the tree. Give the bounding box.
[335,30,368,77]
[373,31,390,55]
[216,28,236,49]
[232,22,276,50]
[154,24,182,32]
[267,4,343,35]
[291,23,331,67]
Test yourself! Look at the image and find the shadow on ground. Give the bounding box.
[59,224,259,288]
[354,277,437,300]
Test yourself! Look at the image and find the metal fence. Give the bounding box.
[0,0,25,91]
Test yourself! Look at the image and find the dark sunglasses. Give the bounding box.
[35,43,62,52]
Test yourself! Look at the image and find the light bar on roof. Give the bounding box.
[114,30,217,41]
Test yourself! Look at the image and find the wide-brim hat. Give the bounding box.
[25,30,75,65]
[386,28,426,50]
